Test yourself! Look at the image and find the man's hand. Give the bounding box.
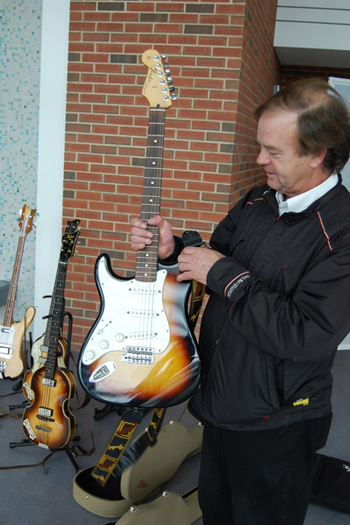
[177,246,224,285]
[130,215,175,260]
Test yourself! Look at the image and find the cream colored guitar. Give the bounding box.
[0,205,36,379]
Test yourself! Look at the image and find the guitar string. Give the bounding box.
[42,383,50,446]
[37,276,59,445]
[138,110,164,367]
[149,115,163,364]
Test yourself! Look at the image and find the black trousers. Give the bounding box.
[198,414,332,525]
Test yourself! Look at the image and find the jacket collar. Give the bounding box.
[275,174,339,216]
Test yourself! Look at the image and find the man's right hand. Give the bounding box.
[130,215,175,260]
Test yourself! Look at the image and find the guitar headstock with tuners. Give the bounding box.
[141,49,177,108]
[60,219,81,264]
[18,204,36,239]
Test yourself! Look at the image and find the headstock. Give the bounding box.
[60,219,81,264]
[19,204,37,239]
[141,49,177,108]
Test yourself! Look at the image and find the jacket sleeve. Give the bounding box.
[206,208,350,362]
[158,235,184,265]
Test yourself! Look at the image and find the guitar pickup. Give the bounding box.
[0,344,12,356]
[42,378,56,387]
[38,407,53,418]
[0,326,15,346]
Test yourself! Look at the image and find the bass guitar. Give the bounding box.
[22,220,80,450]
[22,220,78,395]
[78,49,200,408]
[0,204,36,379]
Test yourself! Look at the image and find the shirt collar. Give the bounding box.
[275,174,339,216]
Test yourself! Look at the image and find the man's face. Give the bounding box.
[256,109,326,199]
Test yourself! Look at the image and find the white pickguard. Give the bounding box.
[81,256,171,367]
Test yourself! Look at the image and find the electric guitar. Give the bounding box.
[0,204,36,379]
[22,220,80,450]
[78,49,200,408]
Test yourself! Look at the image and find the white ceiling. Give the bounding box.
[274,2,350,68]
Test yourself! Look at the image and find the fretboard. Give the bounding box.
[44,262,67,380]
[3,236,25,327]
[135,107,166,283]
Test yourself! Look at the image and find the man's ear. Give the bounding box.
[310,148,327,169]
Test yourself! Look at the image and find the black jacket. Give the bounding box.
[190,181,350,430]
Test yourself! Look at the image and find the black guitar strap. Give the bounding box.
[182,230,207,332]
[91,231,206,488]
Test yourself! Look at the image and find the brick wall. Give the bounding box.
[63,0,278,349]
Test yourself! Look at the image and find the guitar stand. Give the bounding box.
[63,311,73,368]
[94,403,129,421]
[9,436,82,473]
[9,399,30,410]
[11,377,25,392]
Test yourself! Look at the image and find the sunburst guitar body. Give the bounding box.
[78,254,200,407]
[22,366,76,449]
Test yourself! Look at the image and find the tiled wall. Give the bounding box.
[0,0,41,324]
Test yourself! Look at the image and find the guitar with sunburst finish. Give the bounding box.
[77,49,200,408]
[22,220,80,450]
[0,204,36,379]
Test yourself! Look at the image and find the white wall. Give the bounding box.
[33,0,71,340]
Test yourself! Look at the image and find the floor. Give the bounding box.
[1,350,350,524]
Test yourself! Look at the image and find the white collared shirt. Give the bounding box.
[275,174,339,216]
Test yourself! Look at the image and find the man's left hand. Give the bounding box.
[177,246,224,284]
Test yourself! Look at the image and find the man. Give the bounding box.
[130,78,350,524]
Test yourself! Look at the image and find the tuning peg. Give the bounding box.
[169,86,175,92]
[161,54,167,60]
[171,93,177,100]
[167,76,173,84]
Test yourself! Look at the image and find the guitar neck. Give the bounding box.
[136,107,166,283]
[43,262,68,380]
[3,236,26,326]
